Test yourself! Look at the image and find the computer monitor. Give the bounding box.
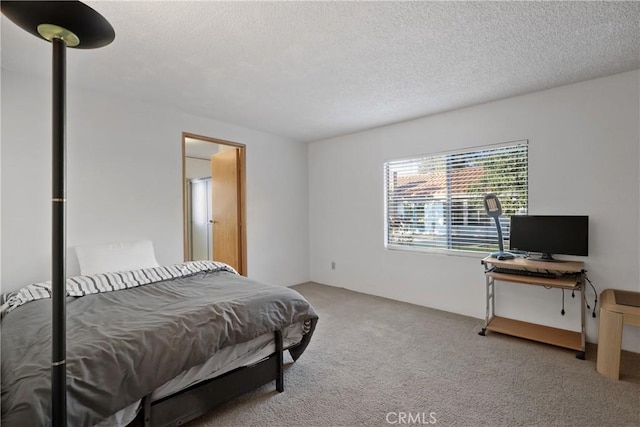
[509,215,589,261]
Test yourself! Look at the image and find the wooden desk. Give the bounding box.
[596,289,640,380]
[479,256,586,358]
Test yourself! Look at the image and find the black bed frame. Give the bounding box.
[139,331,283,427]
[129,319,316,427]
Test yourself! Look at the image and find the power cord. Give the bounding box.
[582,270,598,318]
[560,270,597,317]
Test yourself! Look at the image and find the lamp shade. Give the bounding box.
[1,0,114,49]
[483,193,503,218]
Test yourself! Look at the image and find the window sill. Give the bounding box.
[384,244,488,259]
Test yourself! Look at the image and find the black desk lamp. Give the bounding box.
[483,193,515,260]
[1,2,114,425]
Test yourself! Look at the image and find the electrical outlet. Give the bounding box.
[331,261,336,270]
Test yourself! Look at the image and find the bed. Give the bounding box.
[1,260,318,426]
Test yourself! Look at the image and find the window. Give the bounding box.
[384,141,528,254]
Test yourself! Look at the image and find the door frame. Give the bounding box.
[182,131,247,275]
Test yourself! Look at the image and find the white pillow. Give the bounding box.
[75,240,160,276]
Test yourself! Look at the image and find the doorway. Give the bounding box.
[182,132,247,275]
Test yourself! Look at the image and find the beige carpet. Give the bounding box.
[186,282,640,426]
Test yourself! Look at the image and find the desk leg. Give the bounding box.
[479,275,494,336]
[577,281,586,360]
[596,308,623,380]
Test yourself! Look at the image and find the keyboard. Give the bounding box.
[490,267,560,279]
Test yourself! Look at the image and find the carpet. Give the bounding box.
[186,282,640,426]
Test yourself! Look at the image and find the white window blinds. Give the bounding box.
[384,141,528,253]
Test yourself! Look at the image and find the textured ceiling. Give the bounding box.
[2,1,639,143]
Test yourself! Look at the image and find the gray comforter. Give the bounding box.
[1,270,318,426]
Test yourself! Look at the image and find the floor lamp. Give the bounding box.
[1,2,114,425]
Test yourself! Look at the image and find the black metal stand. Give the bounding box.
[51,36,67,427]
[0,4,115,426]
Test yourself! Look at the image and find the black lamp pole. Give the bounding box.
[51,35,67,426]
[1,2,114,425]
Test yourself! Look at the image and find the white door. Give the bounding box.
[190,177,211,261]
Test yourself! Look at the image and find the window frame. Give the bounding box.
[383,140,529,256]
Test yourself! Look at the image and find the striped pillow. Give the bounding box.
[0,261,236,318]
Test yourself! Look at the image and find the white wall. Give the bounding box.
[1,70,309,292]
[185,157,211,179]
[309,70,640,351]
